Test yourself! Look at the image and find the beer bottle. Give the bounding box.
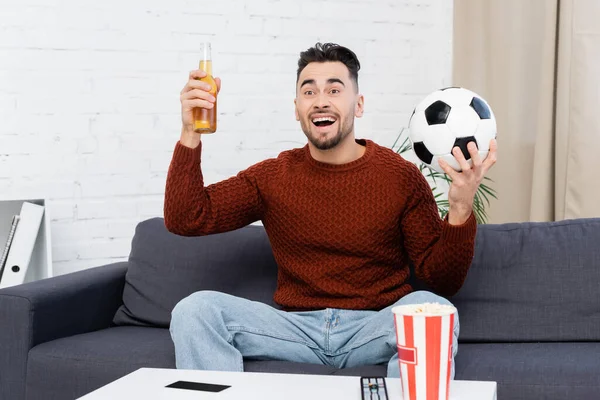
[193,42,217,134]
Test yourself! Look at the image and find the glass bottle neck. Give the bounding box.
[200,43,212,75]
[199,60,213,75]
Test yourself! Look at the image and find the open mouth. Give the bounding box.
[312,116,337,128]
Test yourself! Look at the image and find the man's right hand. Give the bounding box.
[179,69,222,147]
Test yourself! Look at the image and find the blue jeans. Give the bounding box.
[170,290,459,378]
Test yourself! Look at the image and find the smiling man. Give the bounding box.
[296,60,361,152]
[164,42,497,378]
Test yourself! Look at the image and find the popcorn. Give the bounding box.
[392,302,456,316]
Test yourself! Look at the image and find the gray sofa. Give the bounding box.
[1,216,599,400]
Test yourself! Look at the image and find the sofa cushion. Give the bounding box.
[26,326,386,400]
[26,327,175,400]
[455,342,600,400]
[451,218,600,342]
[113,218,279,327]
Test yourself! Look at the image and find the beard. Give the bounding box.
[300,112,355,151]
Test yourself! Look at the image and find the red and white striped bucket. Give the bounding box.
[392,303,456,400]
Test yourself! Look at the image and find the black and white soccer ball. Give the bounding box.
[408,87,497,174]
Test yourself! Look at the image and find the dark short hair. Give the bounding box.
[296,42,361,91]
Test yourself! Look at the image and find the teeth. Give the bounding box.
[312,117,336,123]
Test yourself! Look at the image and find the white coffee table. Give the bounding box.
[78,368,497,400]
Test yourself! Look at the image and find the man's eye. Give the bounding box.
[331,89,340,94]
[305,90,314,95]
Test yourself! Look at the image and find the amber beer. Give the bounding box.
[193,42,217,134]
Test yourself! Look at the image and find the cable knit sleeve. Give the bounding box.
[400,162,477,297]
[163,140,272,236]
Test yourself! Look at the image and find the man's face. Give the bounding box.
[295,61,364,151]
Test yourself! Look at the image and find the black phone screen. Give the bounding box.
[166,380,231,393]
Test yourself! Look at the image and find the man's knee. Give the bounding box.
[171,290,227,331]
[396,290,452,306]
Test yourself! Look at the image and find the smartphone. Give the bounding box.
[166,380,231,393]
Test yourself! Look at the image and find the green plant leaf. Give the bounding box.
[478,184,498,199]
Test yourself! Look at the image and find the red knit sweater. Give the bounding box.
[164,138,477,311]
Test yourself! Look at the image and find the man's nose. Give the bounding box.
[314,93,330,109]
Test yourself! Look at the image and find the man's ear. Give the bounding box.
[294,98,300,121]
[355,94,365,118]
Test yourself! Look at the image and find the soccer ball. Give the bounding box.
[407,87,497,174]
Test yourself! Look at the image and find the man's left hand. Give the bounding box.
[438,139,498,225]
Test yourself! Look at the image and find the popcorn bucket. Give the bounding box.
[392,303,456,400]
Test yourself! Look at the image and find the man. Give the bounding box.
[164,42,497,378]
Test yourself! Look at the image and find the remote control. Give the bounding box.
[360,376,388,400]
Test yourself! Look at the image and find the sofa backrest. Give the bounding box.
[451,217,600,343]
[112,218,279,327]
[114,217,600,344]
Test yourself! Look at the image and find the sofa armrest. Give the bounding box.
[0,262,127,400]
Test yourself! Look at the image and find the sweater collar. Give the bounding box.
[304,138,375,172]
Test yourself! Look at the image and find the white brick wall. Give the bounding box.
[0,0,453,276]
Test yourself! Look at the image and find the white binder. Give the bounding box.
[0,202,45,288]
[0,215,20,276]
